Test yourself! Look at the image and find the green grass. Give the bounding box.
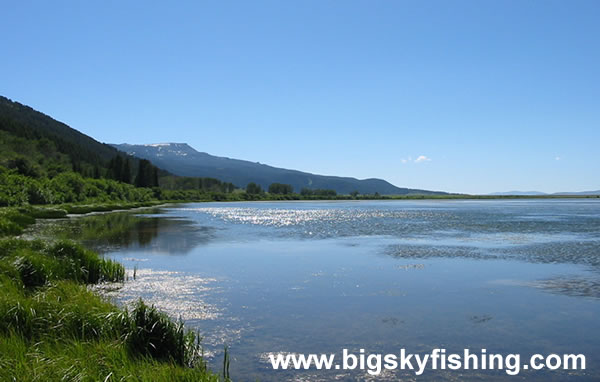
[0,206,69,237]
[60,201,164,215]
[0,208,35,236]
[0,239,124,286]
[27,206,68,219]
[0,238,220,381]
[125,299,201,366]
[0,333,218,382]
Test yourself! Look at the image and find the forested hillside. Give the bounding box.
[0,96,237,207]
[0,96,121,176]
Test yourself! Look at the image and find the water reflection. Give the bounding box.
[28,209,215,254]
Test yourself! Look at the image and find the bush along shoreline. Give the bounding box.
[0,222,223,380]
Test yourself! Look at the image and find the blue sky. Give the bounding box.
[2,1,598,194]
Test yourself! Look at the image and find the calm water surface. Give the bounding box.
[29,200,600,381]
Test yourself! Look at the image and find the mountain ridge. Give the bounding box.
[112,142,447,195]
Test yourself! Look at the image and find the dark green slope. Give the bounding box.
[0,96,167,181]
[0,96,119,166]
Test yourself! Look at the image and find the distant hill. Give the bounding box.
[113,143,446,195]
[489,190,600,196]
[553,190,600,196]
[488,191,548,196]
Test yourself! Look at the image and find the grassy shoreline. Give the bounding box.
[0,207,223,380]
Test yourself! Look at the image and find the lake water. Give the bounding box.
[29,200,600,381]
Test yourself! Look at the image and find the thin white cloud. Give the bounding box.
[555,156,561,161]
[401,155,431,164]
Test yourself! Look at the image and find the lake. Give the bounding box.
[28,199,600,381]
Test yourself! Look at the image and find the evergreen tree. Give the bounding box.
[246,182,263,194]
[114,156,123,181]
[135,159,159,188]
[152,166,159,187]
[122,158,131,183]
[268,183,293,194]
[135,159,150,187]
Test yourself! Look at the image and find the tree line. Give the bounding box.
[245,182,338,197]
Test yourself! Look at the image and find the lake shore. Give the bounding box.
[0,205,224,381]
